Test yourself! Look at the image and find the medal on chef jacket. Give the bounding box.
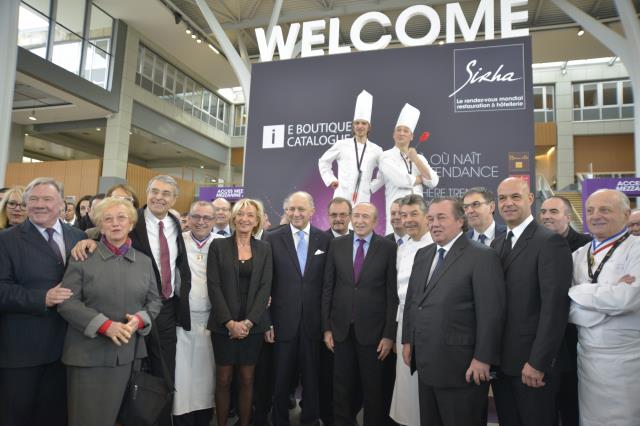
[190,231,212,261]
[395,103,421,174]
[351,90,373,204]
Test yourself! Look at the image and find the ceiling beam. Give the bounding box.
[533,0,545,25]
[221,0,460,30]
[244,0,263,20]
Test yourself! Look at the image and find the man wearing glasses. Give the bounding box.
[462,187,506,246]
[212,198,232,237]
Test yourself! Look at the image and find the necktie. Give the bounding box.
[427,248,446,286]
[296,230,307,275]
[397,238,404,246]
[478,234,487,245]
[216,229,227,236]
[45,228,63,264]
[158,221,172,299]
[353,238,366,283]
[501,231,514,262]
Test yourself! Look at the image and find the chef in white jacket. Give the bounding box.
[389,194,432,426]
[173,201,223,425]
[378,104,439,234]
[318,90,383,204]
[569,189,640,426]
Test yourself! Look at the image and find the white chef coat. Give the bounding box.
[569,233,640,426]
[378,147,439,234]
[390,232,433,426]
[318,138,383,204]
[173,231,222,416]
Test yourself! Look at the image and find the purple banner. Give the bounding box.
[582,177,640,231]
[199,186,245,202]
[244,37,534,234]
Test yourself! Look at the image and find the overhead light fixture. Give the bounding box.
[200,165,204,169]
[24,133,29,136]
[191,33,196,39]
[185,28,192,35]
[561,61,567,75]
[196,38,202,44]
[208,44,220,54]
[608,56,618,66]
[577,27,585,36]
[96,127,102,131]
[438,40,444,45]
[28,108,37,121]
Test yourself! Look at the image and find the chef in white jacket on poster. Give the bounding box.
[173,201,222,425]
[389,194,432,426]
[318,90,383,204]
[378,104,439,234]
[569,189,640,426]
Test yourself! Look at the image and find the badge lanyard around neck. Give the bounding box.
[400,151,412,175]
[587,231,629,283]
[352,138,367,204]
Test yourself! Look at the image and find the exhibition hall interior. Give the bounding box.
[1,0,639,426]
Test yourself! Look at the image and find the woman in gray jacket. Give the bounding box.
[58,197,162,426]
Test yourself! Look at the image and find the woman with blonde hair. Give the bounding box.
[207,198,273,426]
[0,186,27,230]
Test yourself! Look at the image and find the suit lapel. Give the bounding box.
[61,221,76,260]
[229,236,240,288]
[281,227,302,277]
[131,208,153,258]
[358,233,380,285]
[247,238,265,296]
[503,221,536,270]
[420,236,468,303]
[304,228,320,274]
[22,220,61,263]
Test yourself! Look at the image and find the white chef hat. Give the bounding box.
[395,103,420,133]
[353,90,373,123]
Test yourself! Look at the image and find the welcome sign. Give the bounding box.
[244,37,534,232]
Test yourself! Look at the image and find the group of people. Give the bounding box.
[0,90,639,426]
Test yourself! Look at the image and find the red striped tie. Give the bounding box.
[159,221,172,299]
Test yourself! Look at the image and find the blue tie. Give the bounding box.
[296,230,307,275]
[427,248,446,287]
[478,234,487,245]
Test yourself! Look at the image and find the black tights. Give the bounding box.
[215,364,256,426]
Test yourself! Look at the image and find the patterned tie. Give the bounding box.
[397,238,404,246]
[216,229,227,236]
[158,221,172,299]
[501,231,514,262]
[353,238,366,283]
[45,228,63,264]
[427,248,446,287]
[296,230,307,275]
[478,234,487,245]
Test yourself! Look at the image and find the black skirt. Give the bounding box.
[212,332,263,366]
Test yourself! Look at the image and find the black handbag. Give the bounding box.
[120,320,175,426]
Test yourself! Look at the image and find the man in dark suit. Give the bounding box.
[491,177,573,426]
[463,187,506,246]
[385,198,406,245]
[322,202,398,426]
[0,177,86,426]
[326,197,352,240]
[538,195,592,426]
[401,197,505,426]
[72,175,191,426]
[263,191,331,426]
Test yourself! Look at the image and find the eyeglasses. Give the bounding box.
[462,201,489,210]
[6,200,26,210]
[189,214,214,222]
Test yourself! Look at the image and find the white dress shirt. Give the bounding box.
[32,219,66,264]
[506,215,534,248]
[396,232,433,321]
[318,138,383,204]
[145,209,179,297]
[291,222,311,248]
[428,232,464,281]
[471,221,497,246]
[378,146,439,234]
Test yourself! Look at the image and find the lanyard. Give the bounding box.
[352,139,367,203]
[353,138,367,173]
[587,231,629,283]
[400,151,412,175]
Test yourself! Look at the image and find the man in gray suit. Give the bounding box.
[402,197,506,426]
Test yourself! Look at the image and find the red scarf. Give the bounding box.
[101,235,132,256]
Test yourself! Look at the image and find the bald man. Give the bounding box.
[491,178,573,426]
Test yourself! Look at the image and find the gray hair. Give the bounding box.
[399,194,428,214]
[147,175,179,197]
[288,191,315,209]
[189,200,214,213]
[24,177,64,199]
